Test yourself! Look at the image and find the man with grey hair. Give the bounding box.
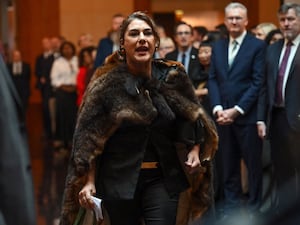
[257,3,300,215]
[208,2,266,220]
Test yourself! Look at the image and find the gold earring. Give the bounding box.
[118,46,125,61]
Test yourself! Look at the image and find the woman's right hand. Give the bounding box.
[78,182,96,210]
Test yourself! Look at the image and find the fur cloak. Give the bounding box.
[59,52,218,225]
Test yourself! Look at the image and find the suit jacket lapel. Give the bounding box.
[229,34,249,70]
[272,40,284,83]
[188,48,198,74]
[288,43,300,76]
[221,39,229,71]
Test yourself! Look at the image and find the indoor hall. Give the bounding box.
[0,0,299,225]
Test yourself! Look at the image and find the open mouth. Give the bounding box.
[136,46,149,53]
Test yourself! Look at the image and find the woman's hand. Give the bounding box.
[78,162,96,210]
[185,144,201,174]
[78,182,96,210]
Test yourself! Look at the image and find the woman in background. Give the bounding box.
[51,41,78,149]
[50,41,78,222]
[76,46,96,106]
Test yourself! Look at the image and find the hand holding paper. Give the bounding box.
[90,196,103,221]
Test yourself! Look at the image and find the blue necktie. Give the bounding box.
[181,53,186,68]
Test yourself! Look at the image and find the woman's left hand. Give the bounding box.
[185,145,201,174]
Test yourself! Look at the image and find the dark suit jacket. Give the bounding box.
[258,39,300,131]
[165,47,205,87]
[208,33,266,124]
[94,37,113,68]
[35,53,54,89]
[7,62,31,109]
[0,56,36,225]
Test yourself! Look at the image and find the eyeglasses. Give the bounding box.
[159,46,174,51]
[226,16,243,22]
[176,31,191,36]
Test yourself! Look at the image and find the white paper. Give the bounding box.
[90,196,103,221]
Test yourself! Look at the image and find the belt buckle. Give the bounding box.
[141,162,158,169]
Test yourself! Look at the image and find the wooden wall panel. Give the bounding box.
[134,0,152,13]
[15,0,60,103]
[59,0,133,48]
[259,0,281,27]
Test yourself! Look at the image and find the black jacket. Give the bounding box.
[60,57,218,225]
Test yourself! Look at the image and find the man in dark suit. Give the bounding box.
[0,54,36,225]
[94,13,124,68]
[7,50,31,112]
[208,2,266,218]
[257,3,300,214]
[35,37,55,140]
[165,21,205,88]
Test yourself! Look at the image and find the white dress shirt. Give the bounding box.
[50,56,78,88]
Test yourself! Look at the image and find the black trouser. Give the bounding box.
[270,108,300,212]
[103,169,179,225]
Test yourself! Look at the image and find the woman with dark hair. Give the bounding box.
[50,41,78,221]
[76,46,96,106]
[51,41,78,149]
[264,28,284,45]
[50,41,79,223]
[60,12,218,225]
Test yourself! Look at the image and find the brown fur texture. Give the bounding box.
[59,52,218,225]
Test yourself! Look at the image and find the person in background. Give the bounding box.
[202,30,224,43]
[154,24,170,58]
[76,46,96,106]
[208,2,266,220]
[50,41,78,225]
[157,37,175,58]
[257,2,300,217]
[215,23,229,39]
[51,36,65,59]
[165,21,204,88]
[193,25,208,49]
[51,40,78,149]
[94,13,125,68]
[35,36,57,225]
[255,22,277,40]
[196,41,211,107]
[6,49,31,112]
[264,29,284,45]
[0,54,36,225]
[77,33,94,50]
[60,11,218,225]
[35,37,55,140]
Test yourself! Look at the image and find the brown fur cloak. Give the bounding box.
[59,52,218,225]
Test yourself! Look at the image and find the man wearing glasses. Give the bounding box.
[165,21,204,88]
[208,2,266,220]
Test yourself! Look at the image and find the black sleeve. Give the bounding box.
[176,117,205,149]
